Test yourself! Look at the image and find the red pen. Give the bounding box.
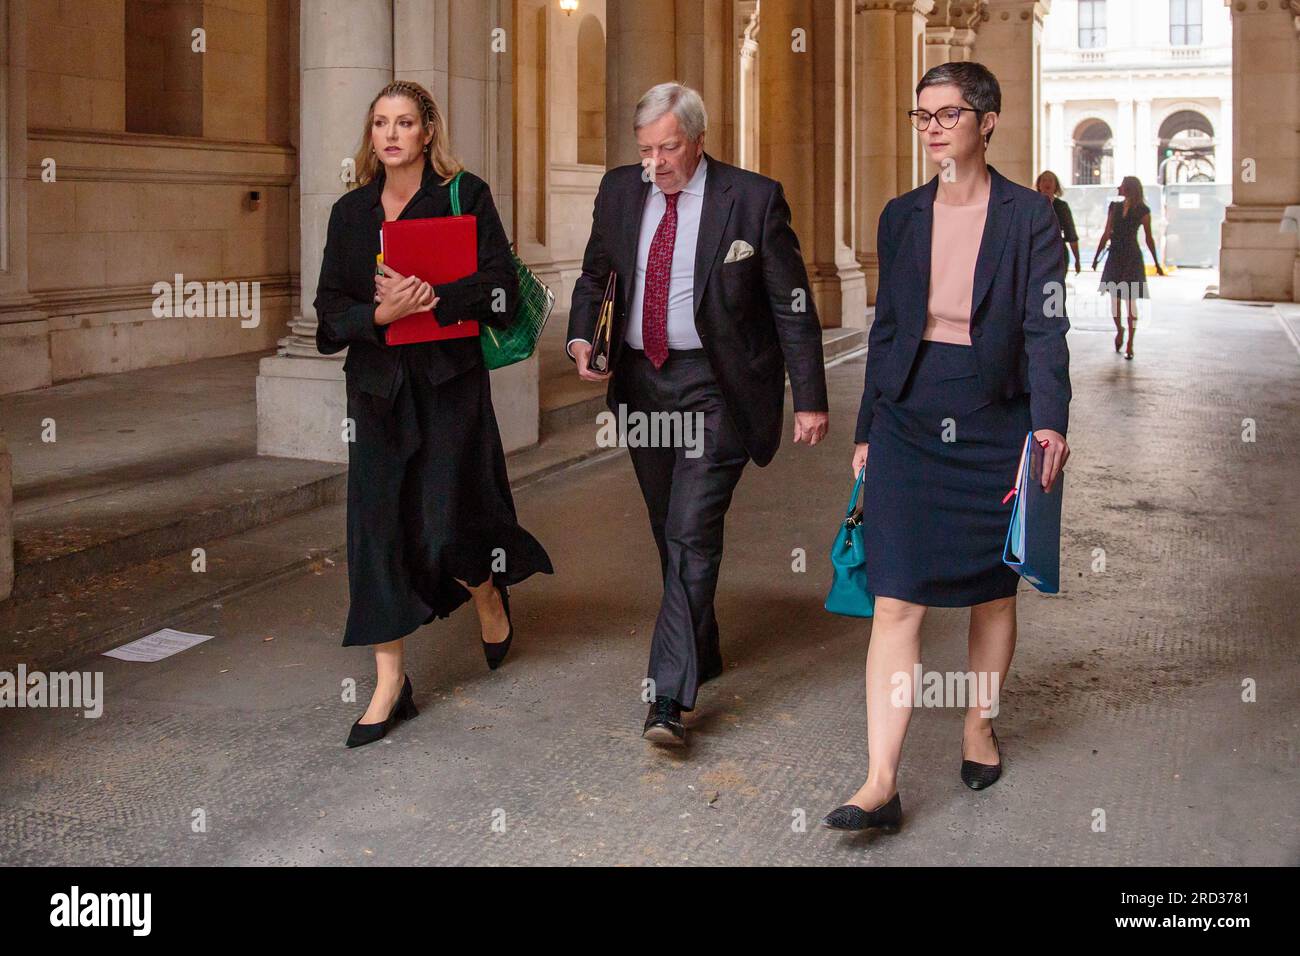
[1001,436,1050,503]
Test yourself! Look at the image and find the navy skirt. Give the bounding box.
[862,340,1029,607]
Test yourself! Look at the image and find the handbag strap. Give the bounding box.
[845,466,866,522]
[449,170,464,216]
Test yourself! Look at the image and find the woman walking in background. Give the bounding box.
[314,80,552,749]
[1093,175,1164,360]
[823,62,1070,834]
[1035,170,1080,281]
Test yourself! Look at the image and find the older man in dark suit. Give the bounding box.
[567,82,829,747]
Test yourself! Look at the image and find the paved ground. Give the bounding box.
[1,272,1297,865]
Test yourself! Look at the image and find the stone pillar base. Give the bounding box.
[810,265,870,330]
[256,347,541,462]
[256,353,347,463]
[1219,205,1299,302]
[0,309,51,395]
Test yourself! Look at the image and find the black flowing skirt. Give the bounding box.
[862,340,1028,607]
[341,354,553,647]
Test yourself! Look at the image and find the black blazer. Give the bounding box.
[855,166,1071,443]
[567,154,828,467]
[313,163,518,400]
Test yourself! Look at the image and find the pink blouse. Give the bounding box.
[923,198,989,345]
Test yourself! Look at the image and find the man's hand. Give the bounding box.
[851,442,868,477]
[1034,428,1069,493]
[793,411,828,446]
[569,341,611,382]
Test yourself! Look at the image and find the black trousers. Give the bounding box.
[618,348,750,711]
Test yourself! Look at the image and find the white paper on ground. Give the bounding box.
[103,628,215,662]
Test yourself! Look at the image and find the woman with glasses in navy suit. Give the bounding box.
[823,62,1071,834]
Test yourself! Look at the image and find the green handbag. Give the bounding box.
[448,171,555,370]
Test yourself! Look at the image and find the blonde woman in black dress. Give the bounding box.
[1093,176,1164,360]
[314,81,553,748]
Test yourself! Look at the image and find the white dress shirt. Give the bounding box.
[567,155,707,357]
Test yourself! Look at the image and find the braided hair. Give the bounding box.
[351,80,463,189]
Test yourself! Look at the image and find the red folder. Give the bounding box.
[380,215,479,345]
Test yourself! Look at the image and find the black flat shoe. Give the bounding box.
[822,792,903,832]
[482,584,513,671]
[346,674,417,749]
[642,696,686,746]
[960,726,1002,790]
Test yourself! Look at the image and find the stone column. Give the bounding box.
[950,26,975,62]
[749,0,866,328]
[1134,97,1156,187]
[855,2,900,302]
[256,0,392,462]
[1115,97,1134,182]
[925,24,956,72]
[605,0,677,168]
[0,0,49,396]
[443,0,534,452]
[736,7,760,170]
[1047,98,1066,180]
[1219,1,1300,302]
[1216,97,1232,187]
[894,1,933,195]
[974,0,1050,188]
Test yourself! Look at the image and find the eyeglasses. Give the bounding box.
[907,107,981,131]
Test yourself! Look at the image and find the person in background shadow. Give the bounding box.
[566,82,829,749]
[823,62,1071,834]
[1036,170,1080,282]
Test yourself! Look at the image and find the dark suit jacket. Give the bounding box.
[566,153,828,468]
[313,163,518,400]
[855,165,1071,444]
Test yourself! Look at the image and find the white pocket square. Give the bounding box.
[724,239,755,263]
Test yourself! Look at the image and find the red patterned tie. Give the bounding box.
[641,191,679,369]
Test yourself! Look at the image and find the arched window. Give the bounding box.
[1157,110,1214,183]
[1073,119,1114,185]
[576,15,606,166]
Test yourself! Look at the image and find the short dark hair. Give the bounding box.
[916,61,1001,145]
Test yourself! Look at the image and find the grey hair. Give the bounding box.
[633,82,708,141]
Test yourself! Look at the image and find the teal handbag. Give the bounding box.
[824,467,875,617]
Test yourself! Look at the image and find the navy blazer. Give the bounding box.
[855,166,1071,443]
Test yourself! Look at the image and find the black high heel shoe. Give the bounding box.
[482,584,513,671]
[346,674,417,749]
[821,792,903,832]
[960,725,1002,790]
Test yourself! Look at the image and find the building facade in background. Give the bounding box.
[0,0,1296,451]
[1043,0,1232,188]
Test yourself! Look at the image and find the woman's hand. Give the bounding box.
[852,442,869,477]
[1034,429,1069,493]
[1155,263,1166,277]
[374,275,437,326]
